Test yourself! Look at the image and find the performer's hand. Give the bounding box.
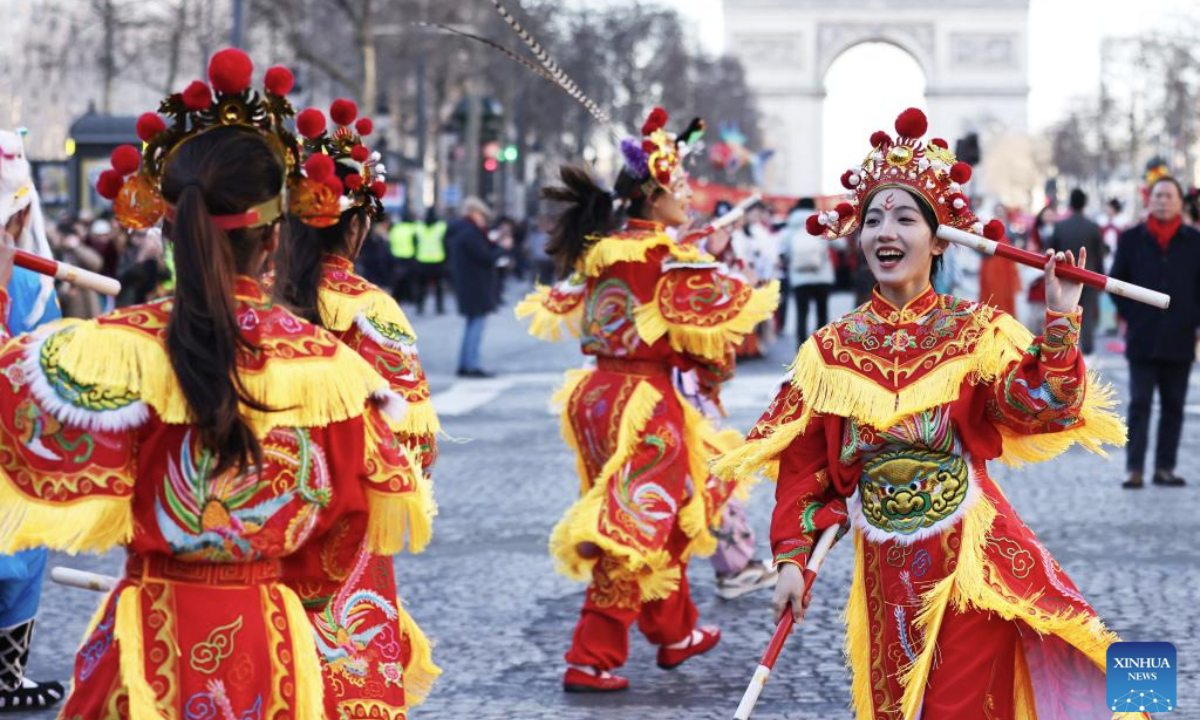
[1045,247,1086,314]
[772,563,811,624]
[0,225,16,289]
[706,227,732,256]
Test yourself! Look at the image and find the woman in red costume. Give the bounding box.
[718,108,1146,720]
[0,50,420,718]
[517,108,778,692]
[272,99,440,719]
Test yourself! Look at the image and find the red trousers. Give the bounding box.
[564,529,697,671]
[922,607,1020,720]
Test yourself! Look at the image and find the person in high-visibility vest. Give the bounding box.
[389,209,419,304]
[415,208,448,315]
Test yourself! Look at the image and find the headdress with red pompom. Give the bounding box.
[807,107,983,240]
[97,48,302,231]
[291,98,386,228]
[618,107,704,200]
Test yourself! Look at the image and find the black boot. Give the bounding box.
[1152,469,1187,487]
[0,620,65,712]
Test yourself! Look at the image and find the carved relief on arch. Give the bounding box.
[816,22,936,81]
[729,33,807,70]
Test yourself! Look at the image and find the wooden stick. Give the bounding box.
[937,225,1169,309]
[14,248,121,297]
[733,525,840,720]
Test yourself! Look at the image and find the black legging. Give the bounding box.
[793,283,831,346]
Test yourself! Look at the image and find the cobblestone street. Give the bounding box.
[14,292,1200,719]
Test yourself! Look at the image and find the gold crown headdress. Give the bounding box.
[97,48,302,231]
[291,99,387,228]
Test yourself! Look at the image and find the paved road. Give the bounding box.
[16,289,1200,719]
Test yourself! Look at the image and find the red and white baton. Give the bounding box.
[733,525,840,720]
[937,225,1169,309]
[14,247,121,297]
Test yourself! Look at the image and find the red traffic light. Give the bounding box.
[483,157,499,172]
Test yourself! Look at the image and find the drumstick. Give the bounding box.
[937,225,1169,309]
[14,248,122,297]
[50,566,118,592]
[733,525,840,720]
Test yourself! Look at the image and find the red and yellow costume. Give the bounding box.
[719,108,1144,720]
[518,218,777,669]
[282,255,441,720]
[0,278,423,719]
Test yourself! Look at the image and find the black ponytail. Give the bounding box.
[161,126,284,474]
[541,166,620,279]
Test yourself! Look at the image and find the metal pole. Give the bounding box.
[231,0,246,49]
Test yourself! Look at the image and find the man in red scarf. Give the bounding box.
[1111,176,1200,488]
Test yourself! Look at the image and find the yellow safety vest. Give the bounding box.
[416,221,447,264]
[389,222,417,259]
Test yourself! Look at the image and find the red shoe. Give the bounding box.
[656,626,721,669]
[562,666,630,692]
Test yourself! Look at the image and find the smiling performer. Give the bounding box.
[518,107,778,692]
[716,109,1145,720]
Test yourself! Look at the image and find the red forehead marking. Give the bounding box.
[882,192,896,211]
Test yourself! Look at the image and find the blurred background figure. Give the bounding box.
[1111,177,1200,489]
[782,197,838,347]
[416,208,449,315]
[1044,189,1106,357]
[389,209,419,305]
[448,197,509,377]
[978,204,1021,316]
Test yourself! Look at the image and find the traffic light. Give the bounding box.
[502,144,518,163]
[483,157,499,172]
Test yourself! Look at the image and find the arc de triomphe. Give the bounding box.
[723,0,1030,195]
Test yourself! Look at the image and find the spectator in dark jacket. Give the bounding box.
[1045,189,1106,354]
[448,197,510,377]
[1110,176,1200,488]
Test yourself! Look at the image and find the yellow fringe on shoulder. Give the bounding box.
[0,474,132,554]
[711,402,807,485]
[581,233,674,277]
[996,371,1127,466]
[515,286,583,342]
[549,379,686,600]
[319,283,416,340]
[635,281,780,365]
[55,321,388,438]
[279,585,326,720]
[395,599,442,707]
[114,587,168,720]
[365,476,437,556]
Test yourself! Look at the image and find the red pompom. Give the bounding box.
[948,192,970,214]
[930,137,949,149]
[355,118,374,137]
[323,175,345,196]
[296,108,327,139]
[835,202,854,218]
[350,144,370,162]
[110,145,141,175]
[264,66,295,96]
[894,107,928,139]
[642,140,656,153]
[181,81,213,111]
[869,130,891,148]
[805,214,824,236]
[136,113,166,142]
[840,169,857,190]
[641,106,668,136]
[97,169,124,200]
[950,162,972,184]
[345,174,364,191]
[330,99,358,126]
[207,48,253,95]
[304,153,335,181]
[369,180,387,198]
[983,219,1006,241]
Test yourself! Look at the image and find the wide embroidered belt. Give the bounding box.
[126,554,282,587]
[858,448,969,536]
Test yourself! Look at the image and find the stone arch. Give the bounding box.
[723,0,1030,195]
